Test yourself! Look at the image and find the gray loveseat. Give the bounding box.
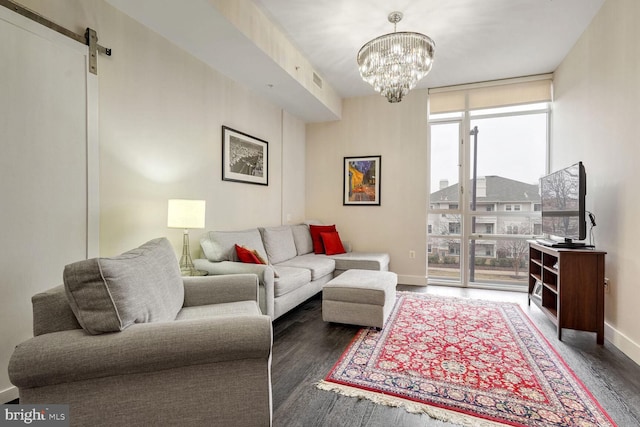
[9,238,273,427]
[194,224,390,320]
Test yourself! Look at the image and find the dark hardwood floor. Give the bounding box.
[271,285,640,427]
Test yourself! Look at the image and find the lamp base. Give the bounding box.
[178,230,207,276]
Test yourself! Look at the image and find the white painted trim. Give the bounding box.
[605,322,640,366]
[1,386,18,404]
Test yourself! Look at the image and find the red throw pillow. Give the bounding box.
[320,231,346,255]
[309,224,336,254]
[235,244,266,264]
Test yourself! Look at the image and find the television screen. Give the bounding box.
[540,162,586,242]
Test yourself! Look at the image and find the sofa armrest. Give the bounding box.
[9,314,272,389]
[193,259,275,318]
[182,274,258,307]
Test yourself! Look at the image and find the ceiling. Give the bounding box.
[107,0,605,122]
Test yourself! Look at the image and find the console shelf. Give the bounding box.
[528,241,606,344]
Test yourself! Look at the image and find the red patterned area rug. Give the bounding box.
[317,293,616,427]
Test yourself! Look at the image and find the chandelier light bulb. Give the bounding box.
[357,11,435,103]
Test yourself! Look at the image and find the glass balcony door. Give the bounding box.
[428,120,464,284]
[428,106,548,289]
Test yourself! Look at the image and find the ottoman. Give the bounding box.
[322,269,397,328]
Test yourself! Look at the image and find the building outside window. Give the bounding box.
[534,223,542,235]
[428,86,549,289]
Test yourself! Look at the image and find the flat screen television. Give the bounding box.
[539,162,587,247]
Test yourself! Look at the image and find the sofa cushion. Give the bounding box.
[309,224,336,254]
[63,237,184,335]
[276,254,335,281]
[259,226,297,264]
[291,224,313,255]
[272,266,311,297]
[201,229,267,262]
[329,252,390,272]
[320,231,346,255]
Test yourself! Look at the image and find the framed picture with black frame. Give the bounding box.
[222,125,268,186]
[343,155,381,206]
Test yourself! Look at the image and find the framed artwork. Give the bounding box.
[222,126,268,186]
[343,155,381,205]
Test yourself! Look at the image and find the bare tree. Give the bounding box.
[497,223,532,278]
[428,212,464,268]
[435,213,461,262]
[540,167,579,236]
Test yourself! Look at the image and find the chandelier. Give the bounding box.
[357,12,435,103]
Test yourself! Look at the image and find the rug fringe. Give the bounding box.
[316,380,508,427]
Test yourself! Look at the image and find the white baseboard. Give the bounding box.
[1,386,18,403]
[397,275,427,286]
[605,321,640,366]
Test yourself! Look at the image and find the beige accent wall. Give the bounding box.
[306,91,429,285]
[553,0,640,363]
[13,0,307,258]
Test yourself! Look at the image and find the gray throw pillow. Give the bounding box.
[291,224,313,255]
[259,226,297,264]
[63,237,184,335]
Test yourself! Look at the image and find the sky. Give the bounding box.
[430,112,548,193]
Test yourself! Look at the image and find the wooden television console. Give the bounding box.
[528,241,606,344]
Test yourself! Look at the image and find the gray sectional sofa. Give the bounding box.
[194,224,390,320]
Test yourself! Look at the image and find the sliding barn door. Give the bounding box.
[0,6,98,400]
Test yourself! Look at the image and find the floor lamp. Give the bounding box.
[167,199,206,276]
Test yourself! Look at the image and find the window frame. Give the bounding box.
[427,100,550,291]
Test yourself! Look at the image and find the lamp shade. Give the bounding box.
[167,199,206,229]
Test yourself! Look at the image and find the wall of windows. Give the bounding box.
[427,76,551,290]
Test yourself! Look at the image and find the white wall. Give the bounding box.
[306,91,429,285]
[12,0,307,255]
[553,0,640,363]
